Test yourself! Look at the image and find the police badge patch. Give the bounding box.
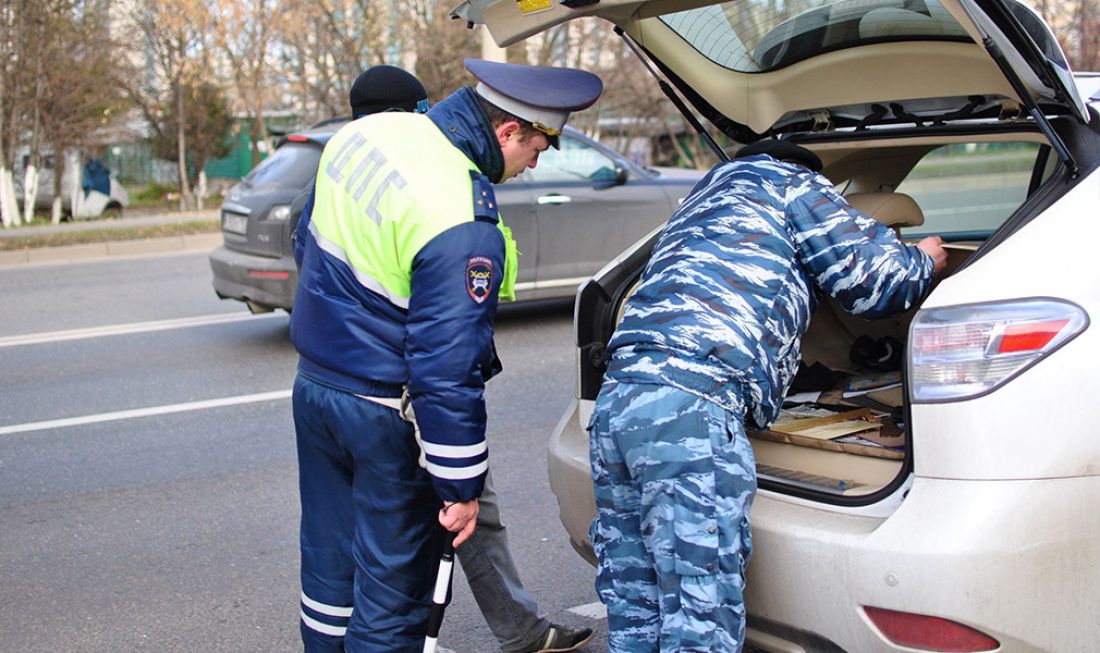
[466,256,493,304]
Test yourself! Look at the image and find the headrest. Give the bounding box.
[845,192,925,229]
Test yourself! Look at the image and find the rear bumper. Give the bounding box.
[208,245,297,311]
[548,397,1100,652]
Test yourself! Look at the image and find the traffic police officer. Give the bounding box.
[290,59,601,653]
[588,140,947,652]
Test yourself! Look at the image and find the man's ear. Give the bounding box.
[495,120,521,146]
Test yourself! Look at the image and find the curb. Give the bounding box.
[0,233,223,268]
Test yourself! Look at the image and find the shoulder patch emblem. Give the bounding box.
[466,256,494,304]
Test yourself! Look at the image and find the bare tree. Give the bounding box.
[214,0,279,168]
[0,9,16,227]
[403,1,484,100]
[123,0,212,211]
[35,2,127,222]
[278,0,392,123]
[149,78,234,210]
[0,0,122,225]
[521,19,714,168]
[0,0,32,227]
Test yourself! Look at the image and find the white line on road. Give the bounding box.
[0,389,292,436]
[0,312,284,348]
[568,601,607,620]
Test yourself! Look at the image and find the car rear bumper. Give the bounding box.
[208,245,297,311]
[549,398,1100,652]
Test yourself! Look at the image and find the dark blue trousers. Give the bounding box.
[293,374,444,652]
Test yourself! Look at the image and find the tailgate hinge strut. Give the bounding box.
[614,27,729,162]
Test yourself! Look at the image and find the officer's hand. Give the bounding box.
[439,499,479,548]
[917,236,948,275]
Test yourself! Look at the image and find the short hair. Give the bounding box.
[476,94,540,142]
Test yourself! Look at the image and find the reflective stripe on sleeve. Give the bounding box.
[426,459,489,481]
[419,440,488,459]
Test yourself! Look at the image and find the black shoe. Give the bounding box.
[518,624,594,653]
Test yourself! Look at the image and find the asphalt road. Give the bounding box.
[0,249,605,652]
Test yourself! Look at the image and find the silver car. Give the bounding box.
[208,124,703,312]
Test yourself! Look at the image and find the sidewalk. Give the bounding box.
[0,208,222,267]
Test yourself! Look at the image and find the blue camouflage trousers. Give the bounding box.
[589,381,756,653]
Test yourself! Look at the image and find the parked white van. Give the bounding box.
[465,0,1100,650]
[14,149,129,220]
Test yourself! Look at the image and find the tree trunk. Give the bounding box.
[250,120,261,168]
[196,169,206,210]
[256,104,269,166]
[51,138,64,223]
[0,168,16,228]
[68,150,83,219]
[23,22,44,225]
[0,11,11,229]
[22,163,37,224]
[175,77,194,211]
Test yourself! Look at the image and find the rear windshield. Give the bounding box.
[660,0,971,73]
[242,142,321,192]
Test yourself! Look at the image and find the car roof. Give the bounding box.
[278,119,590,149]
[457,0,1089,139]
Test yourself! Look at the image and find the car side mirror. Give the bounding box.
[593,162,630,189]
[614,161,629,185]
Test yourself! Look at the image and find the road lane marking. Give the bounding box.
[0,389,292,436]
[568,601,607,619]
[0,312,284,348]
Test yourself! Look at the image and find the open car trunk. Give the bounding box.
[575,120,1083,507]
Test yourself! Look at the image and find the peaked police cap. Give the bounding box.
[465,58,602,148]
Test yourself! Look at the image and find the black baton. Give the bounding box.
[422,534,455,653]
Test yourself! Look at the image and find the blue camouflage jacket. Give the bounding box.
[606,154,935,429]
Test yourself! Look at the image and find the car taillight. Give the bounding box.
[909,298,1088,402]
[248,270,290,279]
[267,204,292,221]
[864,606,999,651]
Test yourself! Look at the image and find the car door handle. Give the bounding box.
[537,194,572,205]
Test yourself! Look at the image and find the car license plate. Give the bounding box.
[223,213,248,235]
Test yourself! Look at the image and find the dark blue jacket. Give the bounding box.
[290,88,505,502]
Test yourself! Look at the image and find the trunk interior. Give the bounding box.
[751,242,976,498]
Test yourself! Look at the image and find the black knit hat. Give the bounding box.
[349,65,428,118]
[735,138,822,172]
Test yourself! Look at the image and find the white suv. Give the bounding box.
[462,0,1100,651]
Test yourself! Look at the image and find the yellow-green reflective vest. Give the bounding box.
[309,112,517,305]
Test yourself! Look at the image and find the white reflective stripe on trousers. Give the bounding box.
[301,592,353,617]
[301,610,347,637]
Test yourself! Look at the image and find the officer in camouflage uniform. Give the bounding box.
[588,140,947,652]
